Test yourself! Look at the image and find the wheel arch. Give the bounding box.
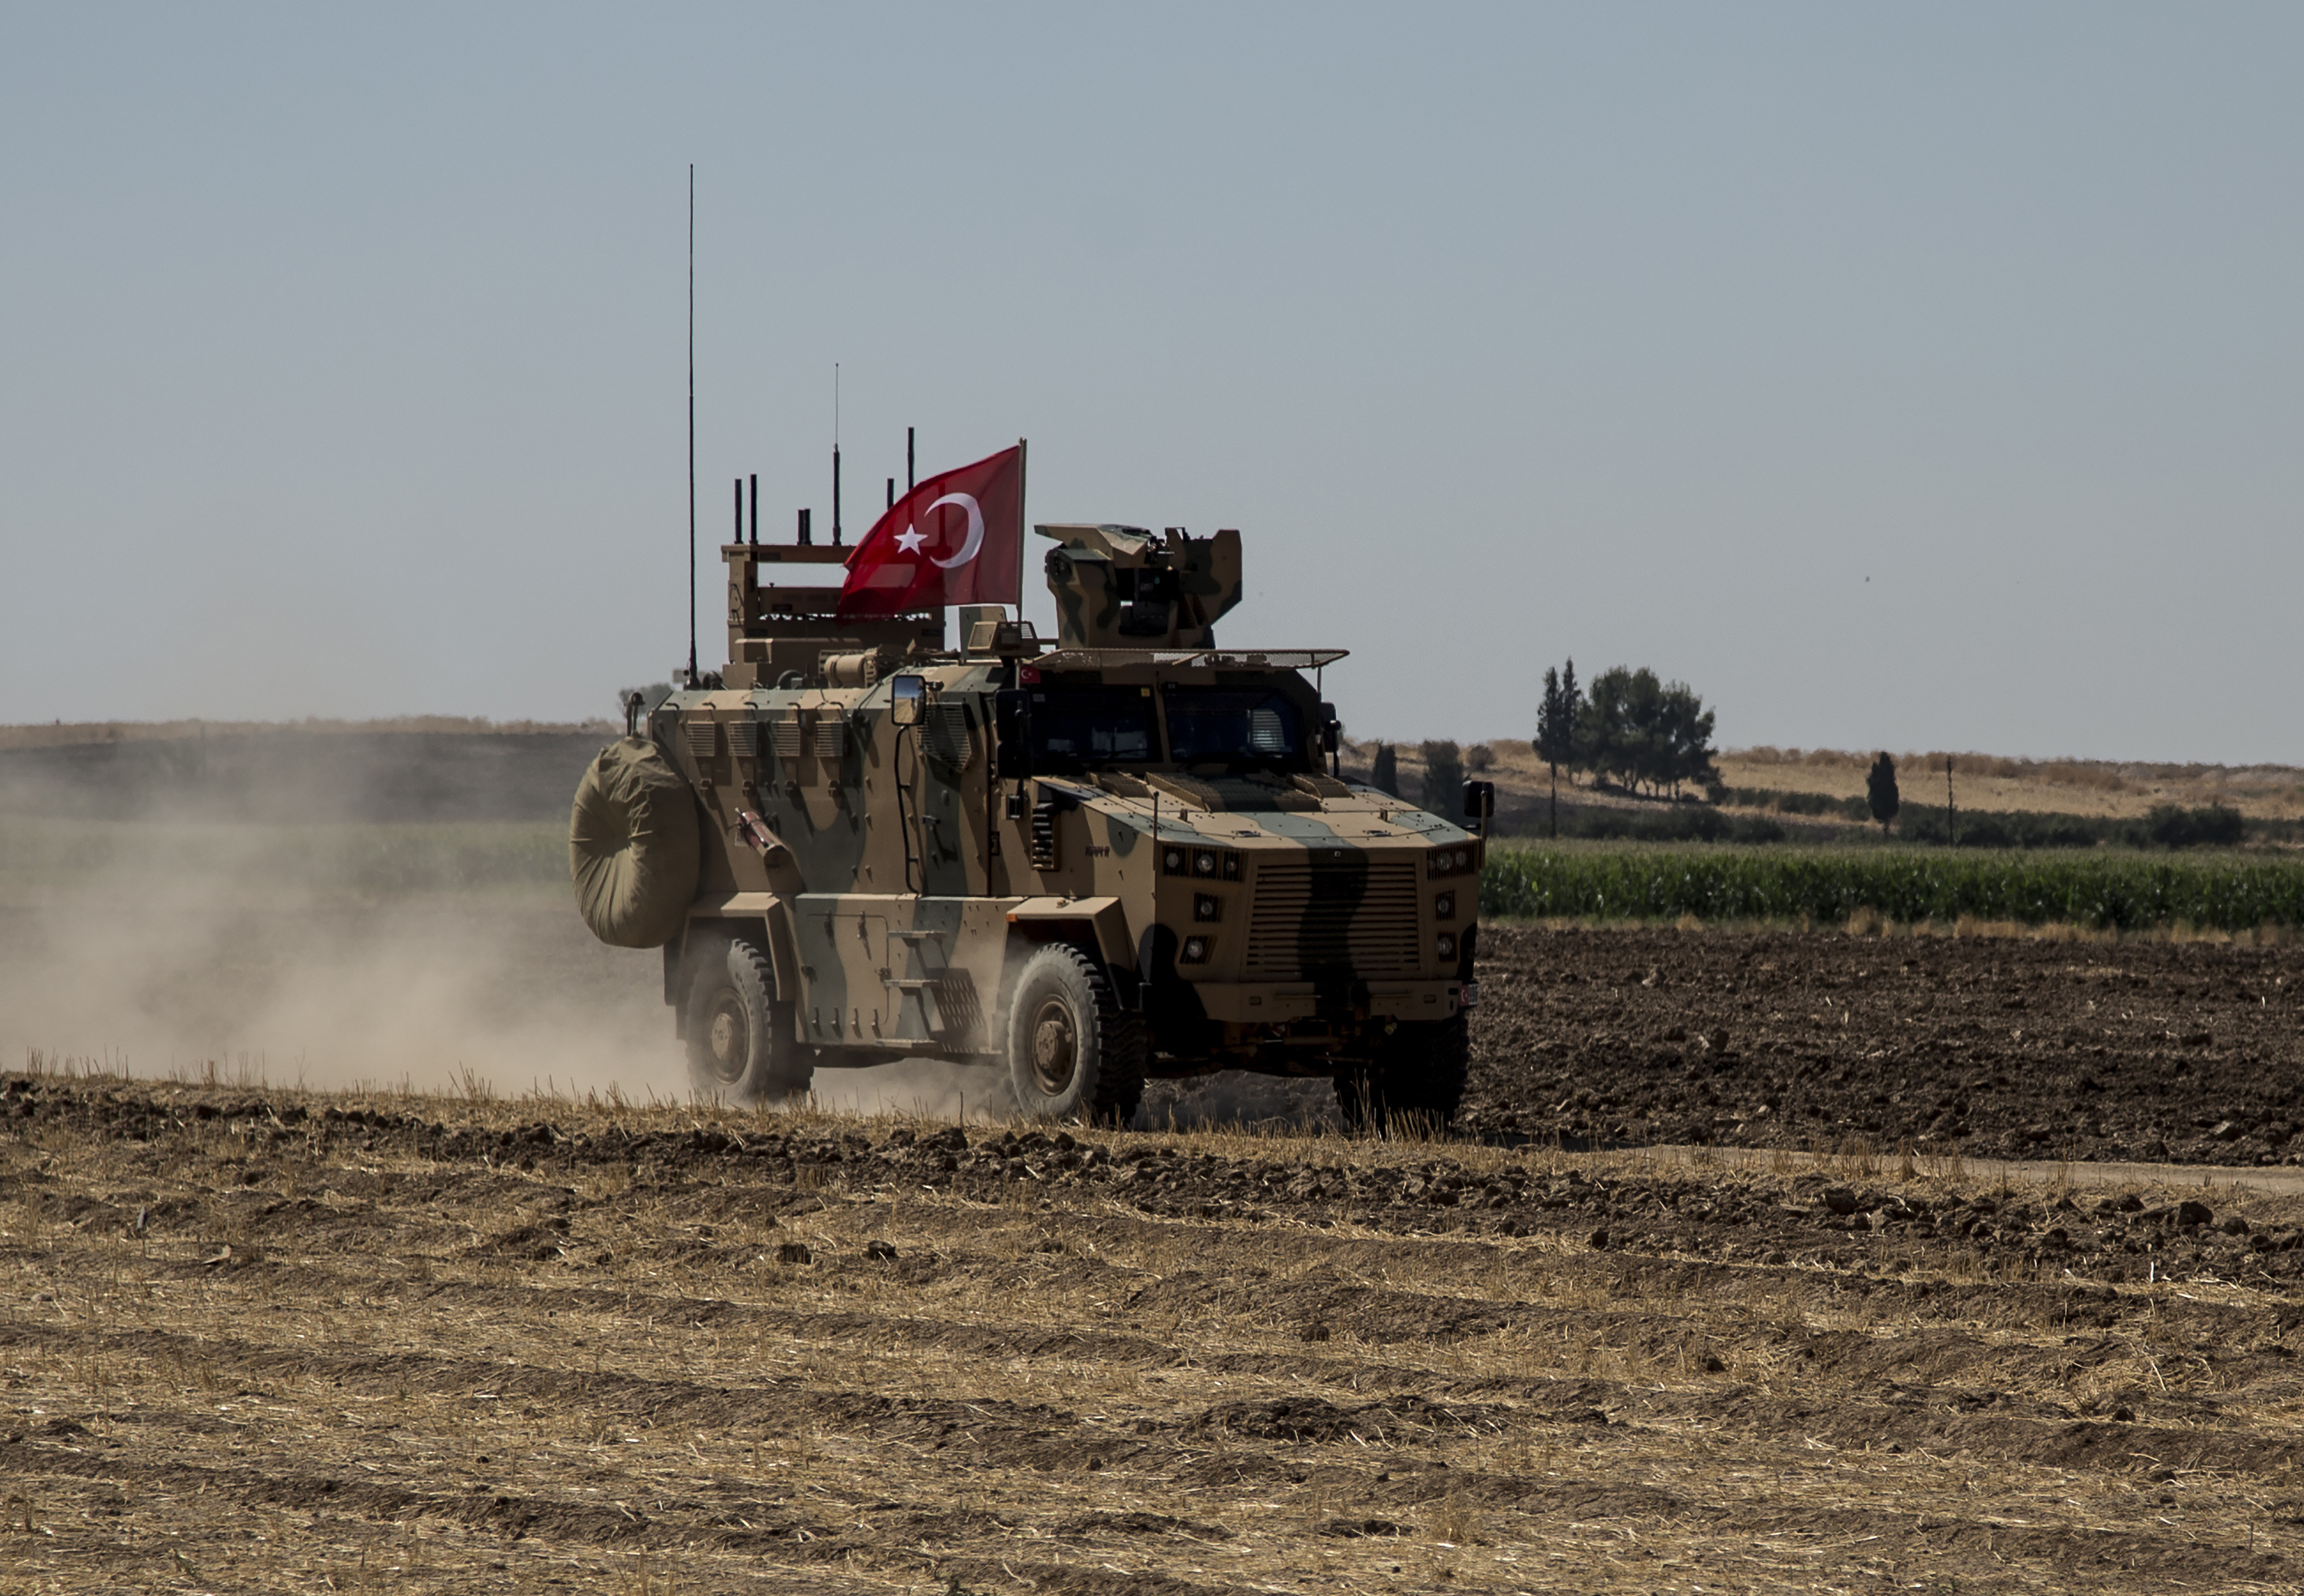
[1003,896,1137,1009]
[666,895,803,1039]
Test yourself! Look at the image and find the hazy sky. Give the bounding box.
[5,6,2299,760]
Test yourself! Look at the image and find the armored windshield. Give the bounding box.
[1164,687,1309,771]
[1023,685,1160,767]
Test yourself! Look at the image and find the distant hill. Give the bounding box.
[1342,738,2304,833]
[1716,747,2304,822]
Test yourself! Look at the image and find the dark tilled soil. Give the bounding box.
[1465,923,2304,1167]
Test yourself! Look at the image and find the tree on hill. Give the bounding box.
[1369,742,1398,797]
[1866,753,1900,834]
[1533,661,1580,838]
[1419,740,1464,816]
[1653,679,1721,799]
[1578,666,1718,798]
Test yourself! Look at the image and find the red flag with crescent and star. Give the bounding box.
[835,442,1025,620]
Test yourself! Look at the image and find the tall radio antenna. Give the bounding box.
[685,163,698,687]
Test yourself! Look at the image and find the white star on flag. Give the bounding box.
[834,441,1023,621]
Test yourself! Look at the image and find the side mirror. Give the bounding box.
[890,674,928,727]
[1318,702,1341,755]
[994,689,1032,780]
[1462,779,1495,825]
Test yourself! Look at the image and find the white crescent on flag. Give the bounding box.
[924,493,985,569]
[834,441,1021,622]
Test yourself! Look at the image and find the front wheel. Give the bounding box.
[1334,1013,1468,1136]
[684,937,813,1105]
[1004,944,1145,1126]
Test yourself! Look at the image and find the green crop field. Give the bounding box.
[1480,839,2304,932]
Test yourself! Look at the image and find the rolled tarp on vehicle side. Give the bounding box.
[569,736,699,948]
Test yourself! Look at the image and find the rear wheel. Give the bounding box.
[684,937,812,1105]
[1334,1014,1468,1136]
[1004,944,1145,1126]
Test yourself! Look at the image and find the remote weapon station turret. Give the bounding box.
[570,508,1490,1126]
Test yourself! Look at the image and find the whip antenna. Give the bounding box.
[685,163,698,687]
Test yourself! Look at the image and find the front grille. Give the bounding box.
[1244,860,1420,977]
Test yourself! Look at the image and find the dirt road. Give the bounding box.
[7,1070,2304,1593]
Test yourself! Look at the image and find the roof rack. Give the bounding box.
[1030,647,1349,671]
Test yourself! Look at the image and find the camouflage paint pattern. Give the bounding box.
[1035,524,1242,650]
[610,528,1477,1078]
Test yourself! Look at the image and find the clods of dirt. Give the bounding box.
[1466,923,2304,1166]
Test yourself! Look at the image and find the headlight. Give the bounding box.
[1194,894,1221,923]
[1181,936,1211,964]
[1436,932,1457,960]
[1434,892,1455,920]
[1430,843,1483,877]
[1164,845,1240,879]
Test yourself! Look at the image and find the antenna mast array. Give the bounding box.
[685,164,698,687]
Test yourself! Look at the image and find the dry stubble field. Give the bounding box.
[8,1061,2304,1595]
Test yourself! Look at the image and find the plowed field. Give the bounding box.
[1467,923,2304,1169]
[9,1067,2304,1593]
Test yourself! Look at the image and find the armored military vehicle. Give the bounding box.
[569,518,1491,1127]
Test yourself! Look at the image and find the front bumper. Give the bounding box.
[1193,978,1466,1024]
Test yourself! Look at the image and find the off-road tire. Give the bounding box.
[1004,944,1145,1126]
[684,938,812,1105]
[1334,1013,1469,1136]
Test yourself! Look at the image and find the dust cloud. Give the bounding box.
[0,727,1353,1128]
[0,839,1355,1129]
[0,729,676,1098]
[0,836,676,1098]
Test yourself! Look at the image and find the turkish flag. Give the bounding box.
[836,442,1025,620]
